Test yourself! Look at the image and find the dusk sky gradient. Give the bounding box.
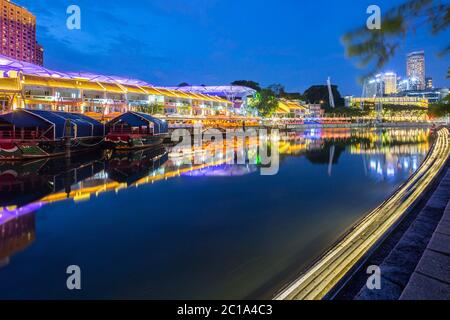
[18,0,450,95]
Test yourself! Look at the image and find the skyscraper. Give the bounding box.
[364,73,397,97]
[407,51,425,91]
[0,0,44,66]
[383,72,397,95]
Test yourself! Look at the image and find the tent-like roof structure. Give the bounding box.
[0,54,153,86]
[276,100,307,114]
[0,109,105,139]
[166,85,257,99]
[107,111,168,135]
[0,54,232,104]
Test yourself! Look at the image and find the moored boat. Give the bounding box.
[104,112,169,150]
[0,110,105,161]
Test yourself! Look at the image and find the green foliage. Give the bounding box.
[281,92,305,100]
[267,84,286,97]
[428,95,450,118]
[303,85,345,108]
[342,0,450,80]
[249,89,279,117]
[325,107,371,117]
[231,80,262,92]
[136,103,165,115]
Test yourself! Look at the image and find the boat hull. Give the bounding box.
[0,138,104,161]
[104,134,168,151]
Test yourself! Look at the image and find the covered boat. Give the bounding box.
[0,109,105,160]
[105,112,169,150]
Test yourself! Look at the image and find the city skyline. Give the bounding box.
[12,0,450,96]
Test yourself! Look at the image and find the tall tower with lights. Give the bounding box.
[407,51,425,91]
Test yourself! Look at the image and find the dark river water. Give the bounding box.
[0,127,431,299]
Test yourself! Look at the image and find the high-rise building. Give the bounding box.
[407,51,425,91]
[425,77,433,90]
[0,0,44,66]
[36,43,44,66]
[383,72,397,95]
[364,73,397,97]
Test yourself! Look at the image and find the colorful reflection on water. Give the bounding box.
[0,127,432,299]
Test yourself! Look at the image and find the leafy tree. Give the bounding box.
[342,0,450,79]
[231,80,262,92]
[249,89,278,117]
[428,95,450,118]
[303,85,345,108]
[268,83,286,97]
[281,92,305,100]
[136,103,165,115]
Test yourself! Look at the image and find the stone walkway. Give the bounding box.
[356,167,450,300]
[400,180,450,300]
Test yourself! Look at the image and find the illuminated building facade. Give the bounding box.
[346,96,429,108]
[425,77,433,90]
[365,73,397,97]
[407,51,425,91]
[0,54,232,117]
[167,86,257,116]
[383,72,397,95]
[0,0,43,66]
[365,74,383,98]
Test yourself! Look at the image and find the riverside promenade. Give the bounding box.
[276,127,450,301]
[401,193,450,300]
[353,162,450,300]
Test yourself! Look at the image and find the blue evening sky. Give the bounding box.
[17,0,450,95]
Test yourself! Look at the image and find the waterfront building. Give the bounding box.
[400,88,449,104]
[0,0,43,66]
[407,51,426,91]
[346,96,429,108]
[167,85,257,116]
[0,54,232,118]
[305,104,324,118]
[273,99,307,118]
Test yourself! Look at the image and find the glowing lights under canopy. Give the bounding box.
[166,86,257,99]
[0,54,232,104]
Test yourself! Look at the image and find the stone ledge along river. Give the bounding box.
[0,127,433,299]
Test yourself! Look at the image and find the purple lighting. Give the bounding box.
[0,202,43,226]
[0,54,154,87]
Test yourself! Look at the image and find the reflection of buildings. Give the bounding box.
[362,153,423,181]
[0,208,36,268]
[349,128,430,181]
[0,128,433,217]
[182,165,258,177]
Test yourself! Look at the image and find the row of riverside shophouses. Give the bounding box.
[0,55,237,121]
[0,54,315,122]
